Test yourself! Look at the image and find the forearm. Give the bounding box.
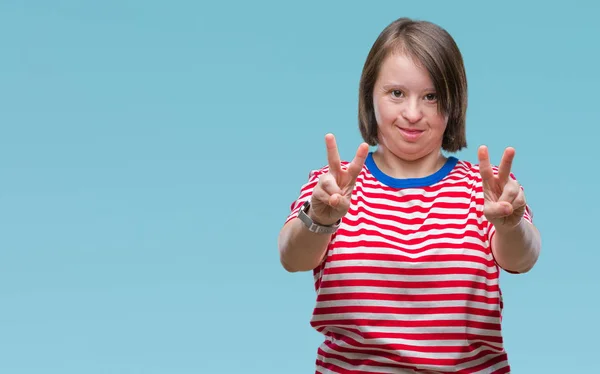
[491,219,541,273]
[278,218,332,272]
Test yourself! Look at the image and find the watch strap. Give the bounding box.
[297,201,340,234]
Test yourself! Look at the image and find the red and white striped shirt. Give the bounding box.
[285,153,533,374]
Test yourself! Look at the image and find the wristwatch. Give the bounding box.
[297,200,341,234]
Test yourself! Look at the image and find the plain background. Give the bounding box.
[1,1,598,373]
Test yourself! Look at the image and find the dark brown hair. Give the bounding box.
[358,17,468,152]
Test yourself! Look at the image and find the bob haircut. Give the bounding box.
[358,17,468,153]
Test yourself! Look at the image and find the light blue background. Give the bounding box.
[1,1,598,373]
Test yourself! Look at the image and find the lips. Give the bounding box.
[400,128,423,134]
[398,127,424,141]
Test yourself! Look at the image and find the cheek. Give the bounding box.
[425,108,447,131]
[374,98,396,124]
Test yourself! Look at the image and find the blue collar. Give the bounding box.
[364,152,458,188]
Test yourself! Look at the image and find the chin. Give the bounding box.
[394,151,427,162]
[389,143,441,162]
[378,133,441,159]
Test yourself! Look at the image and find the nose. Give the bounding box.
[401,99,424,124]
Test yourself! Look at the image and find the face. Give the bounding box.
[372,52,448,161]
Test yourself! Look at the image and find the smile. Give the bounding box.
[397,127,424,141]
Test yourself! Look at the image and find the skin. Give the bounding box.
[371,52,449,179]
[278,52,541,274]
[278,134,369,272]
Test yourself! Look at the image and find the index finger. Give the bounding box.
[497,147,515,185]
[477,145,495,182]
[325,133,342,176]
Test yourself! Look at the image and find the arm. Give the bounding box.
[278,218,332,272]
[492,218,541,273]
[278,134,369,273]
[477,145,542,274]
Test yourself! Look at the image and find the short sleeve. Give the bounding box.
[284,165,330,226]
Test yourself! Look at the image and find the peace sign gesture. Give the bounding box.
[308,134,369,226]
[478,145,527,230]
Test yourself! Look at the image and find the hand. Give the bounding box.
[309,134,369,226]
[478,145,527,231]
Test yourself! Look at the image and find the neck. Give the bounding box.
[373,147,447,179]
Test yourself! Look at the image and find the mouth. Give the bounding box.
[397,127,424,141]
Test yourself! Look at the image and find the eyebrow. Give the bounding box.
[381,84,405,91]
[381,84,436,92]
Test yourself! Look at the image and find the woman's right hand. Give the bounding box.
[308,134,370,226]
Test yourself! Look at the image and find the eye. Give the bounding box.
[391,90,403,98]
[424,93,437,102]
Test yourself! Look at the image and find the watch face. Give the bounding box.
[302,200,310,212]
[298,201,309,218]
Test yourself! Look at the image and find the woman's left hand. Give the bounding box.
[478,145,527,231]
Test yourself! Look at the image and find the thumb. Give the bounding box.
[328,193,342,208]
[330,193,350,213]
[486,201,513,219]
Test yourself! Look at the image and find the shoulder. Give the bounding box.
[446,158,482,182]
[454,157,523,184]
[305,160,367,180]
[451,158,501,180]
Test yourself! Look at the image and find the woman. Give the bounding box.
[278,17,541,374]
